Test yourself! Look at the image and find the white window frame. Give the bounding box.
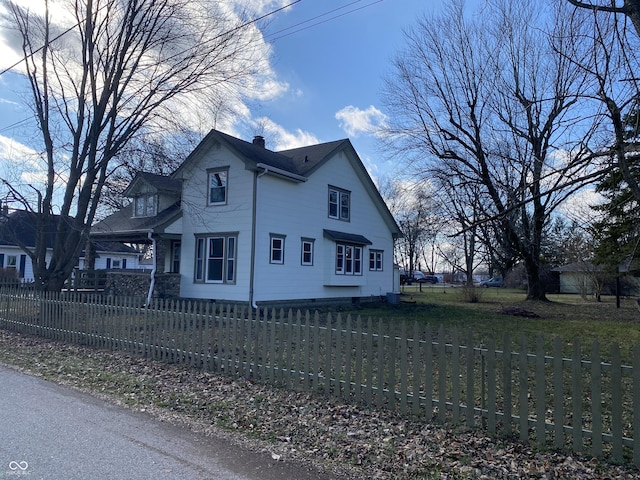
[270,234,285,264]
[208,168,229,205]
[369,250,383,271]
[194,234,237,284]
[301,238,314,266]
[335,243,362,275]
[328,186,350,221]
[6,255,17,268]
[171,241,181,273]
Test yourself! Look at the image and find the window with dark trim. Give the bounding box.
[194,234,236,283]
[301,238,314,266]
[134,194,157,217]
[270,234,285,264]
[335,243,362,275]
[328,186,350,221]
[369,250,383,271]
[208,168,229,205]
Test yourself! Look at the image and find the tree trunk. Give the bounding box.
[524,256,548,301]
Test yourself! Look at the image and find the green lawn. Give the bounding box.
[339,286,640,362]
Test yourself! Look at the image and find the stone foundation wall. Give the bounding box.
[105,271,180,299]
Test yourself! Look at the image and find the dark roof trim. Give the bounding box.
[323,229,372,245]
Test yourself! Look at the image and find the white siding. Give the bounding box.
[178,143,255,302]
[252,150,395,303]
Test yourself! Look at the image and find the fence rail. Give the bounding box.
[0,290,638,466]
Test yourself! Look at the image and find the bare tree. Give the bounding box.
[0,0,267,291]
[564,1,640,203]
[381,0,596,300]
[567,0,640,37]
[380,178,439,281]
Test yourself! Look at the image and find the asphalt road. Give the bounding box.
[0,365,341,480]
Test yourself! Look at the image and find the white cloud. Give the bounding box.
[0,134,38,165]
[335,105,388,137]
[253,117,319,150]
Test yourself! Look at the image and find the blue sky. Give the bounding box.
[0,0,454,190]
[253,0,434,178]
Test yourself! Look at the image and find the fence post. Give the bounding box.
[503,333,512,436]
[591,340,602,458]
[487,335,496,435]
[535,336,546,445]
[388,321,397,411]
[325,312,332,396]
[364,317,374,406]
[424,324,433,420]
[466,330,475,428]
[334,313,343,398]
[345,314,353,401]
[519,335,529,442]
[376,318,385,408]
[399,320,408,415]
[354,315,363,404]
[451,328,460,424]
[437,325,446,422]
[553,336,564,449]
[412,321,421,416]
[611,342,623,463]
[572,339,582,453]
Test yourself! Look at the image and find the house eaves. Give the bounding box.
[255,163,307,182]
[91,203,182,240]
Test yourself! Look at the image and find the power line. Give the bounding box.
[0,0,302,78]
[0,117,31,135]
[266,0,384,42]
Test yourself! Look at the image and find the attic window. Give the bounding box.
[134,194,156,217]
[328,186,350,221]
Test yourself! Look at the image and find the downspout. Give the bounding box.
[250,167,270,309]
[146,231,156,306]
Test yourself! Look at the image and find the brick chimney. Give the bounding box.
[252,135,265,148]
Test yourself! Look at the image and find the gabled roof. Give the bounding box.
[172,129,401,236]
[0,210,59,249]
[91,202,182,240]
[123,172,182,198]
[173,129,348,181]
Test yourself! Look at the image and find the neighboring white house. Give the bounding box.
[92,130,402,305]
[0,210,143,283]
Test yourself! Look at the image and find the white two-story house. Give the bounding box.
[92,129,401,305]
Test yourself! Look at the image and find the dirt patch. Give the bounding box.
[499,306,541,318]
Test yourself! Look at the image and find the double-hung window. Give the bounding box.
[270,234,285,264]
[208,168,229,205]
[301,238,314,266]
[194,234,236,283]
[328,186,350,221]
[369,250,383,271]
[335,243,362,275]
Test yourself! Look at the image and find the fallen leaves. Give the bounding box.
[0,329,638,479]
